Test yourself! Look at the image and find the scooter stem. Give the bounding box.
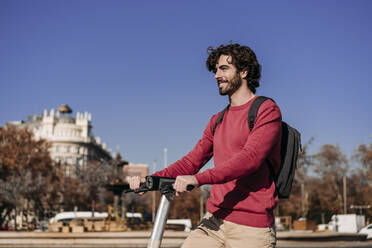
[147,193,174,248]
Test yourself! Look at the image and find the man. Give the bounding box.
[129,44,281,248]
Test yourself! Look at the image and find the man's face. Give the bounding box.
[214,55,242,96]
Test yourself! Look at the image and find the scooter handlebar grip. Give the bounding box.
[186,185,195,191]
[125,182,148,194]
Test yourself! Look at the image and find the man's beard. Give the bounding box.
[219,73,242,96]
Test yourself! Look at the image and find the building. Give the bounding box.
[8,104,112,176]
[7,104,150,178]
[123,163,149,181]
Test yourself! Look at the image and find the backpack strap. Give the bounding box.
[212,105,229,135]
[247,96,277,188]
[247,96,273,131]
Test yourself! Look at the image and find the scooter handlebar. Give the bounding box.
[124,176,195,194]
[186,185,195,191]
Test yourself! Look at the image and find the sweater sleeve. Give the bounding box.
[195,101,281,185]
[152,115,216,178]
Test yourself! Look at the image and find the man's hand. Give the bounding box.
[127,176,146,195]
[173,175,199,196]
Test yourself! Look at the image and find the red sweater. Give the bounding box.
[153,96,282,227]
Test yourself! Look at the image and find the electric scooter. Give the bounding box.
[124,176,194,248]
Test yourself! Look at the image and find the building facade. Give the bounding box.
[10,105,112,176]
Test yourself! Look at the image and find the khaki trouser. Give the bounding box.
[181,212,276,248]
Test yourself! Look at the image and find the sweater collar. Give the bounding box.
[229,95,258,111]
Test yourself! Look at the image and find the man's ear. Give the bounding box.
[240,69,248,79]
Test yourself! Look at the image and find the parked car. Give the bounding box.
[359,223,372,239]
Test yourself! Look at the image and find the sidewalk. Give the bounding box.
[0,231,371,248]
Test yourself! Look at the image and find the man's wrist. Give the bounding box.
[194,173,207,186]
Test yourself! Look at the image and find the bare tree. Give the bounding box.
[277,138,314,220]
[313,144,348,212]
[351,142,372,219]
[0,125,61,229]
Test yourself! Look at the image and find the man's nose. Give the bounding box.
[215,70,222,80]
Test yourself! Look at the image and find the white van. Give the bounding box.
[49,211,108,223]
[49,211,143,223]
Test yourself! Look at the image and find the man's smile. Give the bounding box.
[217,80,228,88]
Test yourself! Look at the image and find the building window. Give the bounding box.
[56,145,61,152]
[76,158,84,167]
[66,157,73,164]
[76,159,80,169]
[55,157,61,163]
[66,146,71,153]
[66,165,70,177]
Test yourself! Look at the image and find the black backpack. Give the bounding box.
[212,96,301,199]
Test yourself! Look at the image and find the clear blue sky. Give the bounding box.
[1,0,371,173]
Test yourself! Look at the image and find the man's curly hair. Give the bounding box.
[206,44,261,94]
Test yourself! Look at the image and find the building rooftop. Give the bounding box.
[57,104,72,114]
